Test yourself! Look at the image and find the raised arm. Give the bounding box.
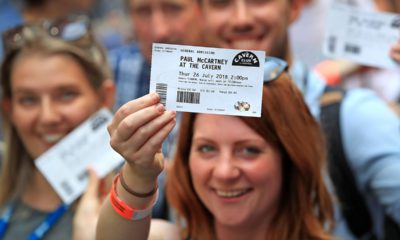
[96,93,176,240]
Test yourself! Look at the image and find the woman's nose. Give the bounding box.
[38,98,62,124]
[213,153,241,181]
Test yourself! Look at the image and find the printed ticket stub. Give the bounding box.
[150,43,265,117]
[323,3,400,69]
[35,108,124,204]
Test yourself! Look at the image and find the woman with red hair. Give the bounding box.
[97,57,334,240]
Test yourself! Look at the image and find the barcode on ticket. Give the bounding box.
[344,43,361,55]
[176,91,200,104]
[155,83,167,105]
[60,181,73,196]
[77,170,88,182]
[328,36,337,54]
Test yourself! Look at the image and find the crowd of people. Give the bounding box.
[0,0,399,239]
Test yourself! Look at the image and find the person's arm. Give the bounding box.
[341,90,400,224]
[315,39,400,86]
[314,59,361,85]
[96,93,176,240]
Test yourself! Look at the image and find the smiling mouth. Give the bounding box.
[228,36,263,50]
[42,134,65,144]
[215,188,252,198]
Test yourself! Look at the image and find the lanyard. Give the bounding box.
[0,201,69,240]
[0,202,15,239]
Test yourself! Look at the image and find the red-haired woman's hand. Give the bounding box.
[107,93,176,183]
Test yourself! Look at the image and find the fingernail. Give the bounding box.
[156,103,165,112]
[167,111,176,119]
[151,92,160,101]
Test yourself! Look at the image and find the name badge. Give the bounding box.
[35,108,124,204]
[150,43,265,117]
[323,3,400,69]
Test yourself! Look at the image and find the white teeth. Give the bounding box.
[43,134,64,144]
[216,189,248,198]
[231,40,259,50]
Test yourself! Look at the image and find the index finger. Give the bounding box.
[109,93,160,131]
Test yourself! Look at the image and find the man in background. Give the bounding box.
[110,0,204,108]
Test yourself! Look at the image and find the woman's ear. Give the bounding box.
[99,79,116,110]
[289,0,304,24]
[1,99,12,122]
[1,99,11,114]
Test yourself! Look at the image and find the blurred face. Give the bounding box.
[129,0,204,62]
[9,54,103,159]
[189,114,282,229]
[374,0,398,12]
[200,0,301,59]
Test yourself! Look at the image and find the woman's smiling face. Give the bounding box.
[189,114,283,228]
[9,53,102,159]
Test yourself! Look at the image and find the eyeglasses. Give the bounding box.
[263,56,288,83]
[2,15,92,56]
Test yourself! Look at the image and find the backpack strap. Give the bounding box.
[320,85,375,239]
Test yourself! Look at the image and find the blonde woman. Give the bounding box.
[0,16,115,240]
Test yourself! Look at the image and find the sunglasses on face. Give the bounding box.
[263,56,288,84]
[2,15,92,56]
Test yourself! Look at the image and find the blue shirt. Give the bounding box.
[290,60,400,239]
[109,43,150,109]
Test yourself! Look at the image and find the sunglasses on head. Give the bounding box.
[263,56,288,84]
[2,15,92,56]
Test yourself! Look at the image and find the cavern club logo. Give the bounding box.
[232,51,260,67]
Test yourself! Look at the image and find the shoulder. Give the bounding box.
[341,88,399,125]
[339,88,400,168]
[149,219,180,240]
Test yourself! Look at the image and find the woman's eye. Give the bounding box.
[197,145,216,153]
[60,90,78,101]
[17,95,37,106]
[238,146,262,157]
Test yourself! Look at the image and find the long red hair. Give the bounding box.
[167,73,334,239]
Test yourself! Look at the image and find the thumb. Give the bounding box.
[74,168,101,240]
[85,167,100,198]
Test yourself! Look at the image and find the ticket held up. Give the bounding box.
[35,108,124,205]
[150,43,265,117]
[323,3,400,69]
